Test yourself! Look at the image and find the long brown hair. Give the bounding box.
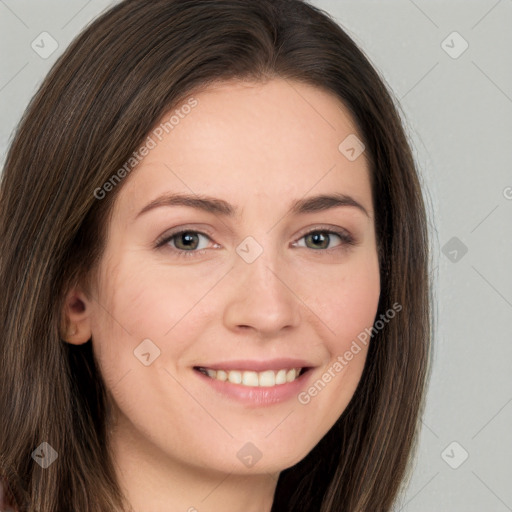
[0,0,432,510]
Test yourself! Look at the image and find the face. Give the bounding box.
[66,78,380,477]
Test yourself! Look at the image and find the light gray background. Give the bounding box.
[1,1,511,511]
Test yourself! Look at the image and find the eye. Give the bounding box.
[293,228,355,251]
[155,230,217,258]
[155,226,356,259]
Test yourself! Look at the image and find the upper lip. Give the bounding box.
[194,358,314,372]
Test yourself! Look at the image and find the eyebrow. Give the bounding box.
[135,191,369,219]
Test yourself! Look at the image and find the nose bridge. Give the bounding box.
[222,236,301,334]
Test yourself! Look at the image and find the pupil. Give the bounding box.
[310,232,327,249]
[180,232,197,249]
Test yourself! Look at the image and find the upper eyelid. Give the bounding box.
[155,226,215,247]
[157,225,353,249]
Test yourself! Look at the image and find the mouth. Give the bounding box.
[193,366,311,387]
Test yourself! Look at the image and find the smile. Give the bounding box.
[194,367,306,387]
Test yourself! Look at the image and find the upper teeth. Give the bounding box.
[199,368,302,386]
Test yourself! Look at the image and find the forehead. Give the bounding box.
[115,78,372,219]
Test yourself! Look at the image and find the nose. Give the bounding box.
[222,249,301,337]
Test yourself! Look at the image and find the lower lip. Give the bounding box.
[194,368,314,407]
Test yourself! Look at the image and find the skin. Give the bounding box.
[61,78,380,512]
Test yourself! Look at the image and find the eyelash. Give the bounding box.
[155,227,356,259]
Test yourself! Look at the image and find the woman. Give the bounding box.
[0,0,432,510]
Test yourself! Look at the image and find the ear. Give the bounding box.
[60,287,93,345]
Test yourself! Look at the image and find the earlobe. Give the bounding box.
[60,288,93,345]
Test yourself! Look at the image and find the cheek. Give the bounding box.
[88,256,216,379]
[87,259,204,428]
[297,253,380,417]
[331,267,380,348]
[302,251,381,349]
